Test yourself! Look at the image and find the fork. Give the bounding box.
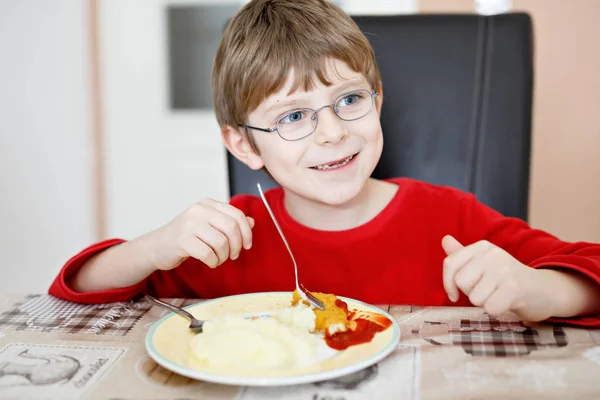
[256,183,325,310]
[145,295,205,333]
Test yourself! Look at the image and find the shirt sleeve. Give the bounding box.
[458,193,600,327]
[47,239,198,304]
[46,195,263,304]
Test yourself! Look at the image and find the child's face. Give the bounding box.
[239,59,383,206]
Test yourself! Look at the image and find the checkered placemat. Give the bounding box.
[0,294,152,336]
[413,314,568,357]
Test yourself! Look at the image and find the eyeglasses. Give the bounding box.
[239,89,378,141]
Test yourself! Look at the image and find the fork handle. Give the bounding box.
[256,183,299,288]
[145,295,195,322]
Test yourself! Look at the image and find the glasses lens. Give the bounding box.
[276,109,317,140]
[335,90,373,121]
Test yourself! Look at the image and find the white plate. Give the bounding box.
[145,292,400,386]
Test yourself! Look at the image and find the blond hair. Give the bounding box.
[211,0,381,128]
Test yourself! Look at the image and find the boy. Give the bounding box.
[50,0,600,326]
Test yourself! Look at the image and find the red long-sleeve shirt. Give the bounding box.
[49,178,600,326]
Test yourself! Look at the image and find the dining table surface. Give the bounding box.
[0,292,598,400]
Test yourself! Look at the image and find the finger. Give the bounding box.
[193,224,230,265]
[466,268,499,306]
[453,259,486,297]
[212,202,254,251]
[200,199,253,248]
[441,236,465,302]
[441,235,463,256]
[207,212,242,260]
[482,287,512,318]
[180,235,219,268]
[443,240,492,302]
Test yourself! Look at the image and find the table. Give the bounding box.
[0,293,598,399]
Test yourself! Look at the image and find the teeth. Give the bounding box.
[314,155,354,170]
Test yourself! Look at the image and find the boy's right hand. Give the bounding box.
[149,198,254,271]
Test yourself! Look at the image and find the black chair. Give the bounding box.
[227,13,534,221]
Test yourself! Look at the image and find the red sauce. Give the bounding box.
[335,299,349,314]
[325,311,392,350]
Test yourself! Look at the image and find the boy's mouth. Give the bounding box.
[310,153,358,171]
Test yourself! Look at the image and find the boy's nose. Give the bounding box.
[313,108,348,145]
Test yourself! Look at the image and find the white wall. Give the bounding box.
[99,0,229,240]
[0,1,96,293]
[338,0,417,14]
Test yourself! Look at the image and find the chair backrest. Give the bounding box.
[227,13,534,221]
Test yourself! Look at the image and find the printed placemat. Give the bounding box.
[0,343,125,400]
[0,295,152,336]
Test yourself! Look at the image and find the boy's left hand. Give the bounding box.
[442,235,555,321]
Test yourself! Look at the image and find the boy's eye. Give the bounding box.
[337,93,362,107]
[279,110,307,124]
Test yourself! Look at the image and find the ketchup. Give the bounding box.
[335,299,349,314]
[325,309,392,351]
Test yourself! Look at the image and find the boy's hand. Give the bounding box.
[441,235,555,321]
[150,199,254,271]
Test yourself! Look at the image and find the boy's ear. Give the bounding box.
[375,81,383,114]
[221,125,265,170]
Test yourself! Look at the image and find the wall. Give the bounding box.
[0,0,96,293]
[98,0,229,241]
[513,0,600,242]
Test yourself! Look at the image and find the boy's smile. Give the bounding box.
[309,152,358,171]
[241,59,385,211]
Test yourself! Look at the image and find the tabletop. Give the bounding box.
[0,293,598,400]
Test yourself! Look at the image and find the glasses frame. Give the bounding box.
[238,89,378,141]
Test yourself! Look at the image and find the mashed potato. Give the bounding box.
[189,303,325,369]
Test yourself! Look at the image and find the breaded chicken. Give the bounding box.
[292,290,351,334]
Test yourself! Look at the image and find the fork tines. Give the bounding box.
[300,283,325,310]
